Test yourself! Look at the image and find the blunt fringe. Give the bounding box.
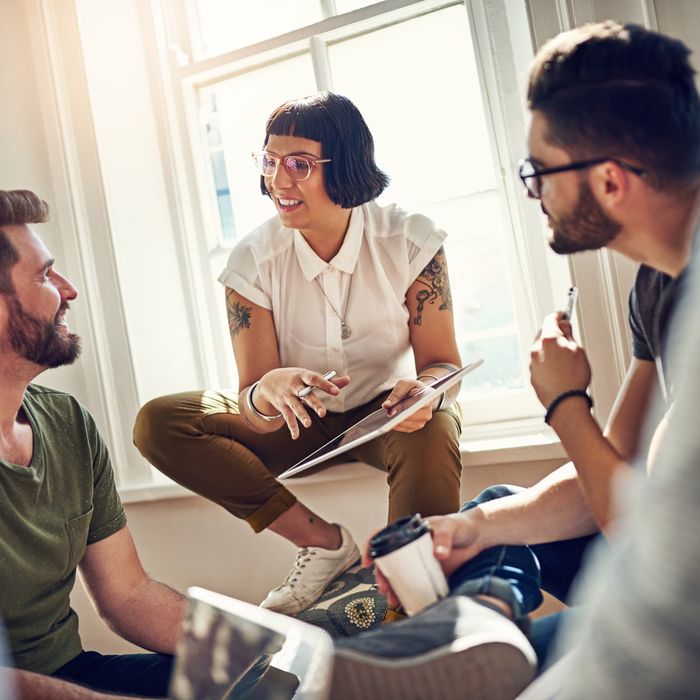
[259,92,389,208]
[528,21,700,191]
[0,190,49,294]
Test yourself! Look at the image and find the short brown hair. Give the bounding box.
[0,190,49,294]
[528,22,700,192]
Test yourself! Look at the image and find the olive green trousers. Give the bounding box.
[133,390,463,532]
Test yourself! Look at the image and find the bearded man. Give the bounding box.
[0,189,185,699]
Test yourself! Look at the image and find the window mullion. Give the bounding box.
[320,0,338,18]
[309,36,334,91]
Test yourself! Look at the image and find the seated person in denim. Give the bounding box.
[0,190,185,699]
[355,20,700,685]
[556,230,700,698]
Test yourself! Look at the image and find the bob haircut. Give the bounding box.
[259,92,389,208]
[528,21,700,193]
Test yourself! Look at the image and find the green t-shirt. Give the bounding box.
[0,384,127,674]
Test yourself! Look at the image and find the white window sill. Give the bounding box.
[119,419,565,504]
[460,417,567,466]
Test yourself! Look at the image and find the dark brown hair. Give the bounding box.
[260,91,389,208]
[528,21,700,191]
[0,190,49,294]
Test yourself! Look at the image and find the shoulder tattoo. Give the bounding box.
[226,288,252,338]
[413,246,453,326]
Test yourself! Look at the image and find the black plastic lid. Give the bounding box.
[369,513,428,558]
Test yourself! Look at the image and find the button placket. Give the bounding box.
[324,268,347,412]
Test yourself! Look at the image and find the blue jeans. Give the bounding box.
[52,650,174,698]
[448,484,597,668]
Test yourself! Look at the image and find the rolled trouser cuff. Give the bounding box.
[245,488,297,533]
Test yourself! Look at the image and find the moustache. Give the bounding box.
[55,302,70,324]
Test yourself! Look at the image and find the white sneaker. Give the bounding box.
[260,525,360,615]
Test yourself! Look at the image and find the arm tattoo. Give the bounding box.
[413,246,453,326]
[226,288,252,339]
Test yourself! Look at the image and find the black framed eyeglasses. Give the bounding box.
[252,151,331,182]
[517,157,647,199]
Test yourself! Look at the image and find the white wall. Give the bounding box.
[0,0,85,402]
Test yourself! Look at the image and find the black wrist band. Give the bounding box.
[544,389,593,425]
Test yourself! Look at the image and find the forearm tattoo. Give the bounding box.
[226,288,252,339]
[413,246,453,326]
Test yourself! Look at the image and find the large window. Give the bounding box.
[161,0,567,427]
[22,0,656,496]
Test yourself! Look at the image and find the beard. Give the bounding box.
[546,181,622,255]
[5,294,81,368]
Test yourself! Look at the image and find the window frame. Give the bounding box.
[20,0,642,496]
[146,0,586,430]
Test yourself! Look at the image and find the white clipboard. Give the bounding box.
[278,360,483,480]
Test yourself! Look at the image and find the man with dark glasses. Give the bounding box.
[343,20,700,700]
[518,156,647,199]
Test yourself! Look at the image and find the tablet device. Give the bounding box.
[170,587,333,699]
[278,360,483,480]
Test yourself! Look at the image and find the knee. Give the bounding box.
[459,483,523,512]
[426,407,462,443]
[400,410,461,456]
[133,394,188,457]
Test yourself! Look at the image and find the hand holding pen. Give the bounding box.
[529,286,590,407]
[253,368,350,440]
[297,370,337,398]
[294,370,351,437]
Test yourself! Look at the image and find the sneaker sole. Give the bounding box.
[330,597,537,700]
[331,637,535,700]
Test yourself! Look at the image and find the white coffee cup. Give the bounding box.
[369,514,448,616]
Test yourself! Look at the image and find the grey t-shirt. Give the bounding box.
[628,264,684,401]
[629,264,675,361]
[0,384,126,674]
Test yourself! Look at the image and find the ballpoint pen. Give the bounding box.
[297,370,337,399]
[562,286,578,321]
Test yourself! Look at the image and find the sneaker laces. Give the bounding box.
[281,547,318,589]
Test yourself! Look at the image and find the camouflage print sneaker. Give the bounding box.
[295,562,403,637]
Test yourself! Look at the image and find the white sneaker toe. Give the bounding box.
[260,524,360,616]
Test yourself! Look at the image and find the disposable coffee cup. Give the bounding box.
[369,513,448,616]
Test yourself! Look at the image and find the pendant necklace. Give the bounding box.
[315,273,353,340]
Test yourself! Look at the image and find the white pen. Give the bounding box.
[562,286,578,321]
[297,370,337,399]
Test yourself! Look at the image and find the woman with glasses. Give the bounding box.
[134,92,463,616]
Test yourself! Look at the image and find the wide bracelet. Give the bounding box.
[422,362,460,373]
[544,389,593,425]
[246,381,282,422]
